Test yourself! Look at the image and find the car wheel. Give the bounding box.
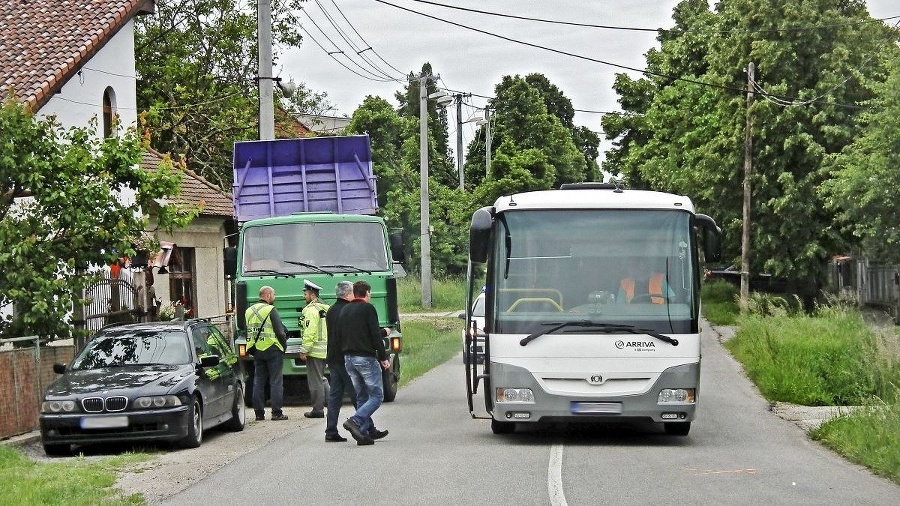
[179,397,203,448]
[491,418,515,434]
[382,356,399,403]
[42,442,73,457]
[663,422,691,436]
[224,384,246,432]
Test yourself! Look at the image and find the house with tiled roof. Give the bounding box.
[1,0,235,324]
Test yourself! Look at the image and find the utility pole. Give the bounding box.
[740,62,754,312]
[455,95,464,189]
[258,0,274,140]
[419,75,433,308]
[483,108,491,180]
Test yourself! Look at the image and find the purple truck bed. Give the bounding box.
[232,135,377,222]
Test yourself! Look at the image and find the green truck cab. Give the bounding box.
[224,135,404,402]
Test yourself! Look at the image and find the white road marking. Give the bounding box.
[548,442,568,506]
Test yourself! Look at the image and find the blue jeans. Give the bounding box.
[253,346,284,417]
[345,355,383,434]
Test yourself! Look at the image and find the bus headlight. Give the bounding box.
[658,388,695,404]
[496,388,534,403]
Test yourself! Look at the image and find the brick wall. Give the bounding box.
[0,345,74,439]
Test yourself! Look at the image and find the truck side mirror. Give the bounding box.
[389,232,406,264]
[224,247,237,278]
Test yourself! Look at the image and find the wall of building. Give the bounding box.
[157,216,229,318]
[0,344,75,439]
[40,20,138,131]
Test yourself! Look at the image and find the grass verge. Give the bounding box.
[397,275,466,313]
[397,316,463,386]
[811,402,900,483]
[0,447,147,505]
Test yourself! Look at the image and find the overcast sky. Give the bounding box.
[279,0,898,158]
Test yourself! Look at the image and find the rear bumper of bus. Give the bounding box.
[489,361,699,424]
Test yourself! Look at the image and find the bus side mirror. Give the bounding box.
[469,207,494,264]
[224,247,237,278]
[695,214,722,262]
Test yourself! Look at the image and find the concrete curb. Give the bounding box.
[1,430,41,448]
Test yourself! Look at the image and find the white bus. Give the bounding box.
[464,183,721,436]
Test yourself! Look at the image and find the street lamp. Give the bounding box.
[418,83,447,308]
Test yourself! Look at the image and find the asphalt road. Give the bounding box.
[160,322,900,505]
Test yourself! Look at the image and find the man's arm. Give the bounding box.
[269,308,288,346]
[366,305,388,362]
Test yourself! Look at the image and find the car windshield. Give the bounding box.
[71,329,191,370]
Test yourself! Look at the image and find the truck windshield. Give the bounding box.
[490,209,698,335]
[242,222,390,274]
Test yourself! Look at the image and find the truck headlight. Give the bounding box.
[41,400,77,413]
[658,388,695,404]
[496,388,534,403]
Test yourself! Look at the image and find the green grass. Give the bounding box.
[812,402,900,483]
[397,317,463,386]
[397,275,466,312]
[700,280,740,325]
[0,446,147,506]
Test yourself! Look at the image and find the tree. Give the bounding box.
[134,0,329,190]
[602,0,898,297]
[0,100,195,340]
[823,56,900,263]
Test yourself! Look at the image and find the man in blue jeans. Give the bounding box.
[324,281,388,442]
[340,281,391,446]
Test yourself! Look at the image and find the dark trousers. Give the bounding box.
[253,346,284,417]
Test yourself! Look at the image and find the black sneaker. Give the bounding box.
[271,414,289,421]
[342,419,365,442]
[369,429,389,440]
[255,413,265,421]
[325,434,348,442]
[356,436,375,446]
[304,411,325,418]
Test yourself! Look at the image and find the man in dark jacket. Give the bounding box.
[325,281,388,442]
[340,281,391,446]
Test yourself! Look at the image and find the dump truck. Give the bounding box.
[224,135,404,403]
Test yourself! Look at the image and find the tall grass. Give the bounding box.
[812,402,900,483]
[397,275,466,312]
[725,306,896,405]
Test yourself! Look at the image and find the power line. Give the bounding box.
[405,0,900,35]
[312,0,402,81]
[325,0,407,78]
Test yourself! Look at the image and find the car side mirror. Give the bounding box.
[199,355,221,368]
[53,363,66,374]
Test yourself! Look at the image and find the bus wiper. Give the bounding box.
[283,261,333,276]
[520,321,678,347]
[243,269,296,278]
[321,264,372,274]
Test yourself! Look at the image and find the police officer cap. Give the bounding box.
[303,279,322,292]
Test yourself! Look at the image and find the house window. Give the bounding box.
[168,246,196,318]
[102,87,117,138]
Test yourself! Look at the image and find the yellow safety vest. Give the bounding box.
[301,300,329,359]
[246,302,282,352]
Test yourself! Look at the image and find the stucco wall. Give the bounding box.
[157,216,229,318]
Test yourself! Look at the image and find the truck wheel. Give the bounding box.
[664,422,691,436]
[244,368,254,407]
[491,419,515,434]
[382,356,399,402]
[224,384,246,431]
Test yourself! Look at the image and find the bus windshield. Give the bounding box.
[490,209,698,335]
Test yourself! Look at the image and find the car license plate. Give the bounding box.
[80,415,129,429]
[571,402,622,414]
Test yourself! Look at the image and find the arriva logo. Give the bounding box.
[615,340,657,349]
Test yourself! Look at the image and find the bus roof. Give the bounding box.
[492,187,696,214]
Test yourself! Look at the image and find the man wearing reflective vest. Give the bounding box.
[246,285,289,421]
[300,279,330,419]
[617,273,675,304]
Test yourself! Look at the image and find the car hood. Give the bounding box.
[44,365,194,397]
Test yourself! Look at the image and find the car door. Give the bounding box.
[207,325,240,412]
[191,324,229,420]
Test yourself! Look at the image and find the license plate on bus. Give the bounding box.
[571,402,622,414]
[80,416,128,429]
